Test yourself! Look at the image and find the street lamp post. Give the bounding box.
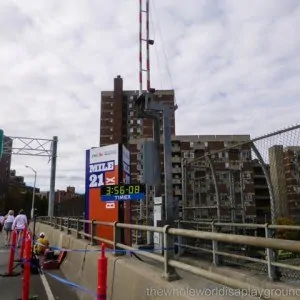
[25,165,37,219]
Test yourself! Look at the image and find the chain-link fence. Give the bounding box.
[179,124,300,281]
[182,124,300,225]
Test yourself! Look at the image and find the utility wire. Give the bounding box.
[150,5,163,91]
[151,0,178,107]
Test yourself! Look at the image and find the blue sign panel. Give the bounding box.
[101,193,145,202]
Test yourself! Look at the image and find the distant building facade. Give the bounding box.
[269,145,300,222]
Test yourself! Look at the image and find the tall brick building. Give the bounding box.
[100,77,260,231]
[100,76,176,241]
[172,135,257,223]
[0,136,12,183]
[269,145,300,222]
[100,75,176,179]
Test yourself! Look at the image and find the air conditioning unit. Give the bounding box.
[183,152,189,158]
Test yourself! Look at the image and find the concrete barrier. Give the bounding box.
[34,222,205,300]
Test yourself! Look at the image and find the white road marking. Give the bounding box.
[40,272,55,300]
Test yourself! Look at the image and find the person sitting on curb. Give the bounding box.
[34,232,50,255]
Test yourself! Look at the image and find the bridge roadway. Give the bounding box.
[0,234,78,300]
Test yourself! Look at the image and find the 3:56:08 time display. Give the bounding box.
[101,184,146,196]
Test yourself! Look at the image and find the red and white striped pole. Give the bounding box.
[19,228,27,261]
[146,0,151,91]
[22,233,32,300]
[139,0,143,94]
[97,243,108,300]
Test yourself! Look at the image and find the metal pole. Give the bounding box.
[207,156,220,221]
[240,167,245,223]
[162,107,173,222]
[146,0,150,91]
[32,171,36,219]
[49,136,58,217]
[181,159,186,220]
[25,165,36,219]
[139,0,143,94]
[58,190,61,216]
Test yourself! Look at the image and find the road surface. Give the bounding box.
[0,232,79,300]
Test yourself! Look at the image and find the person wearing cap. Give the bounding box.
[34,232,49,255]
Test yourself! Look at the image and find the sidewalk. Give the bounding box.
[0,233,47,299]
[0,233,78,299]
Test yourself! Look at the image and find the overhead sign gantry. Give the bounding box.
[0,130,57,217]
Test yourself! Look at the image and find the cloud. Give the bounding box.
[0,0,299,193]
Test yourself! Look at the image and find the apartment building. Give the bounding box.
[0,136,12,183]
[253,159,271,223]
[128,134,259,226]
[269,145,289,218]
[53,186,84,216]
[284,147,300,221]
[100,76,176,241]
[173,135,257,223]
[100,75,176,149]
[99,76,263,229]
[10,170,26,186]
[269,145,300,222]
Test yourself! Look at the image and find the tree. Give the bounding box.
[2,183,48,216]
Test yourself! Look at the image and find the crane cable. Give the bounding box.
[151,1,178,108]
[149,7,163,91]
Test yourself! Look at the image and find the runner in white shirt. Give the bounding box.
[12,209,28,247]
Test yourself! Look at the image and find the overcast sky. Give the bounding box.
[1,0,299,193]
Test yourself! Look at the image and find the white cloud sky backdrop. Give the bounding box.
[1,0,300,193]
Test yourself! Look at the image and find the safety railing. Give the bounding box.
[38,216,300,287]
[176,220,300,280]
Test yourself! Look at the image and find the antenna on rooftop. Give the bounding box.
[139,0,155,95]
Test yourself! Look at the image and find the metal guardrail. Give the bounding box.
[176,220,300,280]
[38,216,300,299]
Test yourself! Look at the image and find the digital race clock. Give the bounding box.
[100,184,146,201]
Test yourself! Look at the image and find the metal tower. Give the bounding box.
[136,0,177,237]
[139,0,154,94]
